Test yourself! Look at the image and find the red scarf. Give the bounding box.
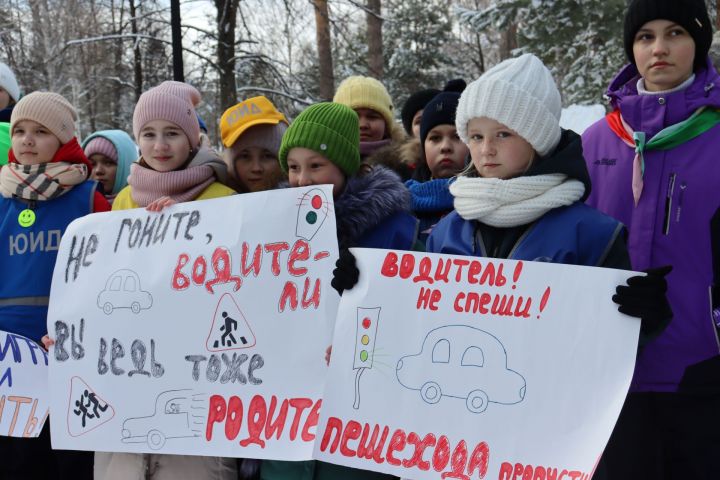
[8,137,93,173]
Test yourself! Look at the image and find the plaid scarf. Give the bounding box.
[0,161,88,200]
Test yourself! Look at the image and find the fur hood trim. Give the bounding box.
[335,165,411,248]
[364,137,421,181]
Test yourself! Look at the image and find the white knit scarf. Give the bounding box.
[450,173,586,228]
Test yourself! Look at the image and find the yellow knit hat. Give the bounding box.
[333,76,394,131]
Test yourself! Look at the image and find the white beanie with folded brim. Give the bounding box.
[455,53,562,157]
[0,62,20,103]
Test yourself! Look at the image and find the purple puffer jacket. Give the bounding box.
[582,58,720,392]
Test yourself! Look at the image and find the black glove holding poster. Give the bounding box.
[613,265,673,341]
[331,249,359,296]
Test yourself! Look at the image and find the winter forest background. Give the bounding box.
[1,0,719,143]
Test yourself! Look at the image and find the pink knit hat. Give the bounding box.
[133,81,202,147]
[83,136,117,161]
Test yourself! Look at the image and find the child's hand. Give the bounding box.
[146,196,176,212]
[41,335,55,351]
[325,345,332,366]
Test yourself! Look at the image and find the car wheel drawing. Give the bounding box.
[147,429,166,450]
[420,381,442,404]
[466,389,489,413]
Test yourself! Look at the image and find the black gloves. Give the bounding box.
[331,249,359,296]
[613,265,673,341]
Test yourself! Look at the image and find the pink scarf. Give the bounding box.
[128,163,215,207]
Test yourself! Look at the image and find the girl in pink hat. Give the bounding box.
[112,81,234,212]
[95,81,237,480]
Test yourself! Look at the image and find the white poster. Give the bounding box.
[314,248,639,480]
[0,330,49,438]
[48,186,338,460]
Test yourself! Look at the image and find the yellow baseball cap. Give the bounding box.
[220,96,288,148]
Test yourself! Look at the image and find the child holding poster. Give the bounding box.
[332,55,672,351]
[111,81,234,212]
[0,92,110,478]
[260,101,417,480]
[425,54,672,341]
[93,81,238,480]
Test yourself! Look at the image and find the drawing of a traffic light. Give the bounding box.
[353,307,380,409]
[296,188,329,241]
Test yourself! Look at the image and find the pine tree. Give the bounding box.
[456,0,626,105]
[380,0,456,109]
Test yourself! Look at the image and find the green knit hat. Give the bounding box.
[279,102,360,176]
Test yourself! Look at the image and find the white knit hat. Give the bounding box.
[455,53,562,157]
[0,62,20,103]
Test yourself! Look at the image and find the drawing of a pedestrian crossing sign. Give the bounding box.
[354,307,380,370]
[205,293,256,352]
[296,188,329,241]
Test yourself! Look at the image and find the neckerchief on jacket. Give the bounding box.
[450,174,585,228]
[606,107,720,205]
[405,178,454,213]
[1,138,90,200]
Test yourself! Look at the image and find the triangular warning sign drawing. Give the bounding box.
[205,293,256,352]
[66,376,115,437]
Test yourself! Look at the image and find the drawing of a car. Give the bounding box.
[121,390,200,450]
[396,325,526,413]
[97,269,152,314]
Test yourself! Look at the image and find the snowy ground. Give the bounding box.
[560,104,607,134]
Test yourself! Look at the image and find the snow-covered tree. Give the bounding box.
[456,0,626,105]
